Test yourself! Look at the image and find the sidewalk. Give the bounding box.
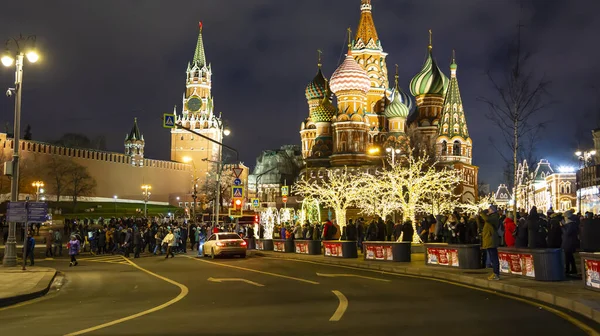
[254,250,600,324]
[0,267,57,308]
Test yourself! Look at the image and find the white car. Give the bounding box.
[203,232,247,258]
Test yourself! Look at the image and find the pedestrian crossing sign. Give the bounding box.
[251,198,259,208]
[232,186,244,198]
[163,113,176,128]
[281,186,289,196]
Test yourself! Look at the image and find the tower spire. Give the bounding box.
[193,21,206,67]
[317,49,322,68]
[347,27,353,55]
[355,0,380,50]
[394,64,399,89]
[428,29,433,51]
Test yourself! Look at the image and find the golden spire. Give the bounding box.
[347,27,353,54]
[317,49,323,68]
[355,0,379,48]
[428,29,433,50]
[394,64,399,89]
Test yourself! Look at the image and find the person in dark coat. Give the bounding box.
[366,220,378,241]
[385,218,394,241]
[466,215,479,244]
[419,217,430,243]
[527,207,547,248]
[546,213,563,248]
[401,220,414,242]
[345,221,357,241]
[376,218,387,241]
[515,213,528,248]
[393,221,403,241]
[97,229,106,255]
[561,210,580,274]
[133,228,142,258]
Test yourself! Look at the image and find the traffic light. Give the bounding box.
[254,214,259,224]
[233,198,243,210]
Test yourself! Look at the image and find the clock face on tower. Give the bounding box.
[187,97,202,112]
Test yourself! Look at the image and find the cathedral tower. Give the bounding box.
[329,30,371,167]
[383,66,410,151]
[170,22,224,175]
[125,118,144,167]
[300,52,328,159]
[436,52,472,164]
[352,0,389,137]
[409,31,449,143]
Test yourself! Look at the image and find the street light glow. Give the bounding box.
[575,151,582,157]
[113,195,118,199]
[558,166,575,173]
[223,128,231,136]
[1,54,13,67]
[368,147,380,155]
[182,156,192,163]
[25,50,39,63]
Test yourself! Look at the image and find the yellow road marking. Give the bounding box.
[207,277,265,287]
[329,290,348,322]
[64,257,189,336]
[265,257,599,336]
[185,256,319,285]
[316,272,391,282]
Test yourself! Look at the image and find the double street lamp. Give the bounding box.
[32,181,44,201]
[141,185,152,217]
[2,34,40,267]
[386,147,401,165]
[575,149,597,214]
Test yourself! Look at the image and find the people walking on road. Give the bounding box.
[561,210,579,275]
[45,230,54,257]
[25,233,35,266]
[197,226,207,257]
[68,235,81,267]
[162,230,176,259]
[480,205,500,280]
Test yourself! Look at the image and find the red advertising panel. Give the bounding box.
[274,241,286,252]
[427,248,459,267]
[295,241,308,254]
[584,258,600,289]
[365,244,394,261]
[499,252,535,278]
[324,242,342,257]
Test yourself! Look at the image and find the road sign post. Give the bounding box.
[163,114,176,128]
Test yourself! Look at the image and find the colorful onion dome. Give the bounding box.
[384,89,409,119]
[410,31,449,96]
[330,50,370,95]
[396,86,413,112]
[311,92,337,123]
[305,66,328,100]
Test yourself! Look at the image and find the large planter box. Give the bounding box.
[323,240,357,258]
[425,243,481,269]
[498,247,565,281]
[273,239,295,253]
[581,252,600,291]
[294,240,321,255]
[256,239,274,251]
[363,241,411,262]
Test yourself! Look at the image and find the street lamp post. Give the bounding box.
[2,34,39,267]
[32,181,44,201]
[212,122,230,231]
[385,147,401,165]
[113,195,118,215]
[575,149,597,214]
[141,185,151,218]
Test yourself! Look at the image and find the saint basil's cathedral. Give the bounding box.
[299,0,478,202]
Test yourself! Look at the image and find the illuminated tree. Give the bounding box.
[293,166,362,228]
[354,171,399,220]
[260,207,278,239]
[381,152,460,242]
[300,197,321,224]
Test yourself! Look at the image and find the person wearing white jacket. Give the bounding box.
[162,230,176,259]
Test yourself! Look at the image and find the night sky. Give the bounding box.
[1,0,599,189]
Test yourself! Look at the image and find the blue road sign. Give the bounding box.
[233,178,242,186]
[252,199,259,207]
[163,113,176,128]
[232,186,244,198]
[7,201,48,222]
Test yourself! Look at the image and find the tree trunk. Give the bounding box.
[334,208,346,230]
[513,120,518,221]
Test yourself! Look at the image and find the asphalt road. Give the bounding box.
[0,252,597,336]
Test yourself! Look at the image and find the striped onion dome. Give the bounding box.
[329,51,370,95]
[384,88,410,119]
[409,48,449,97]
[305,66,328,100]
[311,93,337,123]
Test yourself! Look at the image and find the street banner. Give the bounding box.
[427,248,459,267]
[324,242,342,257]
[365,245,393,261]
[295,241,308,254]
[273,241,286,252]
[499,252,535,278]
[584,259,600,289]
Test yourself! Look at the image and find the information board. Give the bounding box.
[584,258,600,289]
[499,252,535,278]
[324,242,342,257]
[427,248,460,267]
[365,244,394,261]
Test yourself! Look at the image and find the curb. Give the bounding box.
[0,269,57,308]
[254,251,600,325]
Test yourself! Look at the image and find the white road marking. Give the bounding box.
[329,290,348,322]
[316,273,391,282]
[207,277,265,287]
